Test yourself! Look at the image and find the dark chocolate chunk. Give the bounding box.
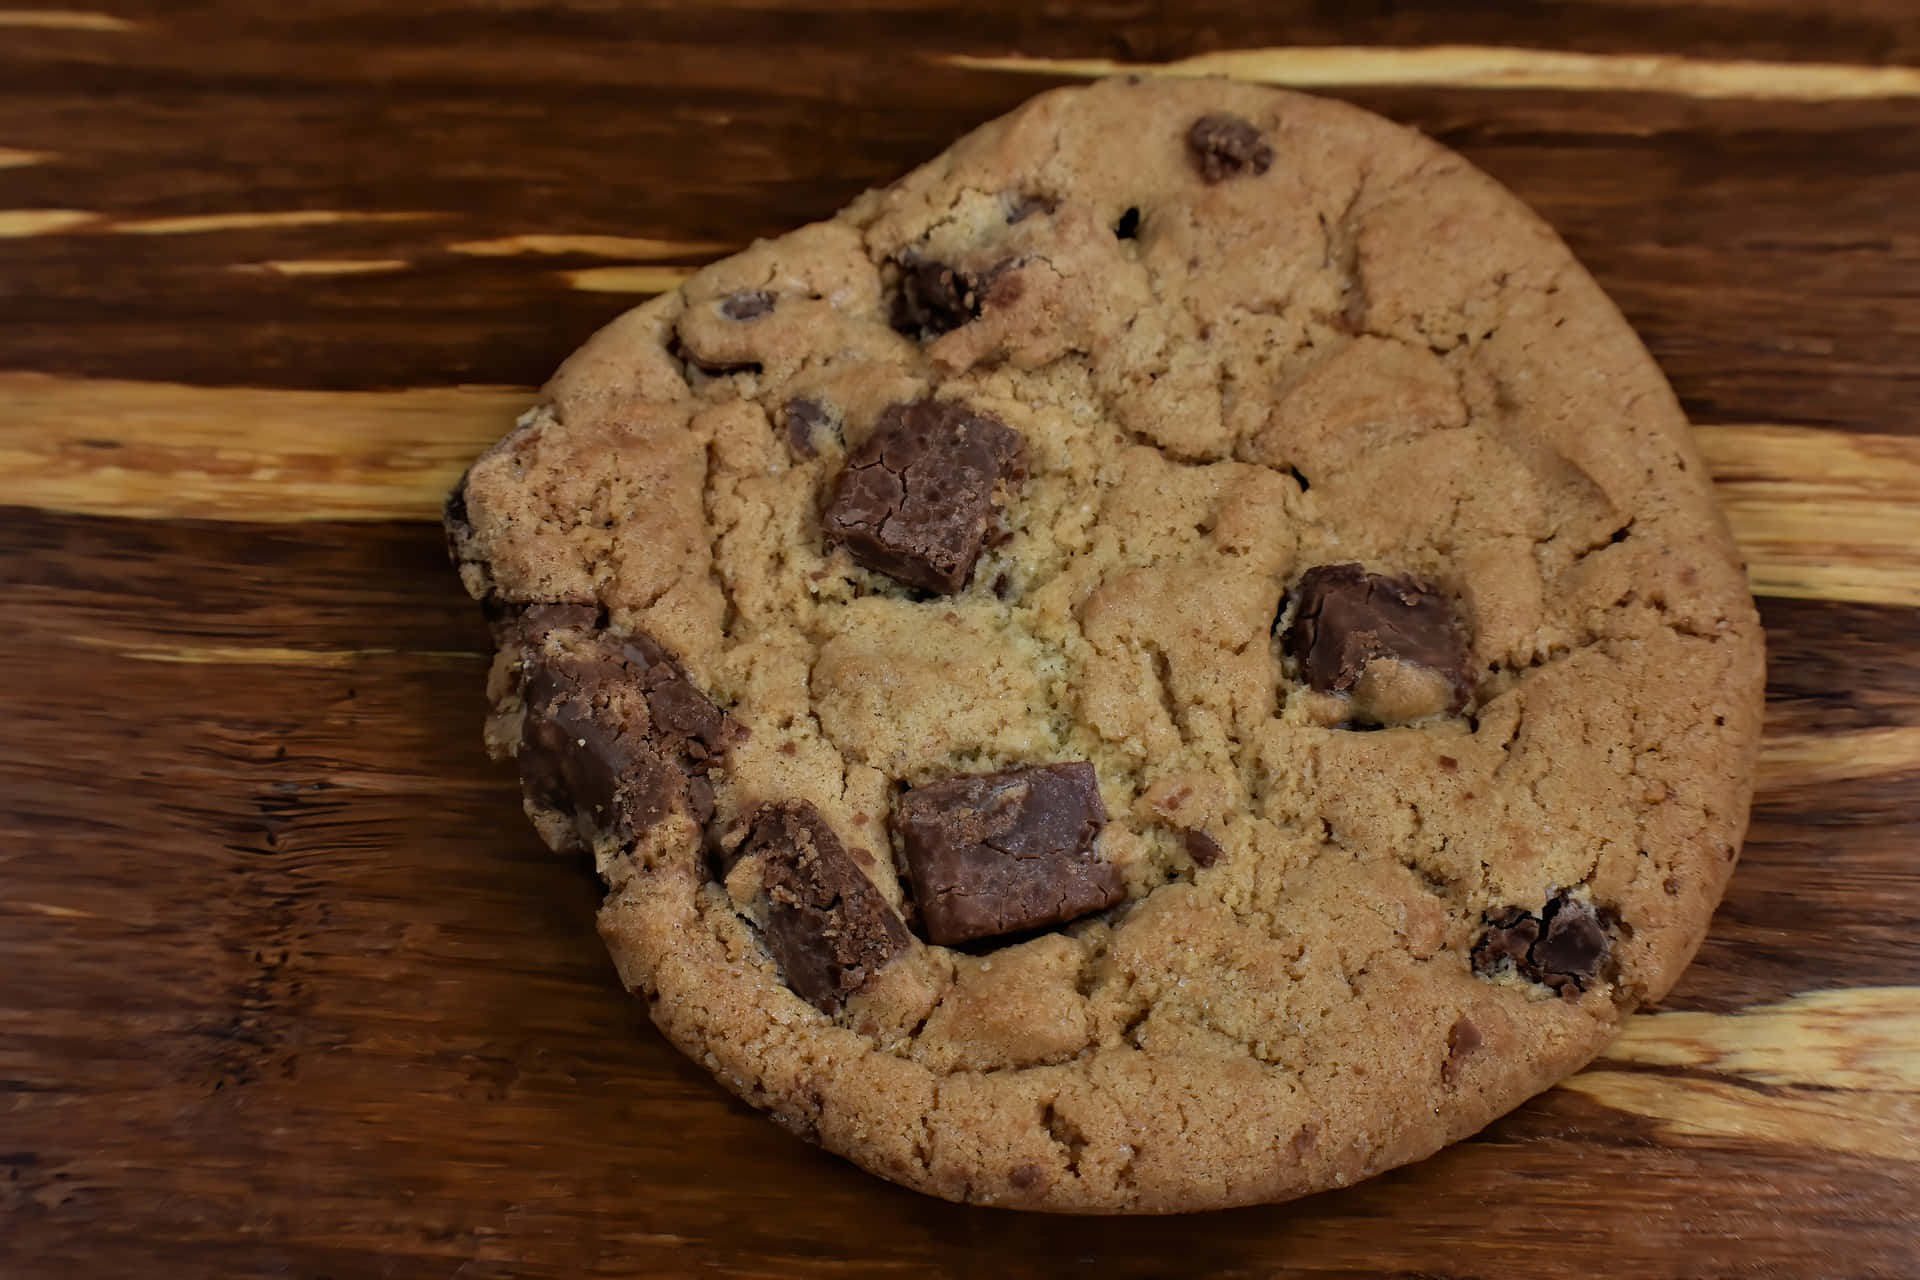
[782,397,834,460]
[1471,895,1612,997]
[1114,206,1141,239]
[822,398,1026,594]
[1284,563,1474,713]
[720,289,775,321]
[890,257,982,338]
[746,800,911,1012]
[894,762,1123,946]
[1187,113,1274,184]
[517,619,743,850]
[1183,828,1224,868]
[1533,897,1610,995]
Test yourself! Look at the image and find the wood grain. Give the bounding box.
[945,44,1920,99]
[3,2,1918,1275]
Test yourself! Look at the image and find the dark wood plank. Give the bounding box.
[0,512,1915,1276]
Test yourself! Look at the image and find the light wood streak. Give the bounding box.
[0,371,1913,609]
[1760,726,1920,790]
[7,902,100,920]
[234,259,411,277]
[562,265,698,293]
[0,209,98,237]
[1562,1071,1916,1161]
[450,234,729,259]
[0,209,443,238]
[1562,987,1920,1162]
[110,210,441,235]
[943,45,1920,102]
[70,636,486,667]
[1599,988,1920,1092]
[0,373,522,522]
[0,148,54,169]
[0,9,137,30]
[1696,425,1920,608]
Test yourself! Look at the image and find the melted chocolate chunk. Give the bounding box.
[720,289,775,321]
[1187,113,1274,183]
[1533,897,1611,994]
[747,800,911,1012]
[894,762,1123,946]
[1284,563,1474,714]
[1183,828,1224,868]
[781,397,834,460]
[890,257,983,338]
[1471,895,1612,997]
[517,620,743,848]
[1472,906,1540,972]
[822,399,1026,594]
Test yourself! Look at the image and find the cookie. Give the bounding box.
[445,77,1764,1213]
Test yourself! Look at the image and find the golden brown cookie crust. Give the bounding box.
[447,78,1763,1213]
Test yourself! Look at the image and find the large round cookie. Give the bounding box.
[445,77,1764,1213]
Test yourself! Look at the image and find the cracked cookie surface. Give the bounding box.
[445,78,1763,1213]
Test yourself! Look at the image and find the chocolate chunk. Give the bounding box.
[1183,828,1224,868]
[782,397,834,460]
[890,257,982,338]
[1114,206,1141,239]
[1533,897,1610,995]
[1471,906,1539,974]
[746,800,911,1012]
[1187,113,1274,183]
[894,762,1123,946]
[720,289,774,321]
[1471,895,1611,998]
[1284,563,1474,720]
[822,399,1026,594]
[517,620,743,849]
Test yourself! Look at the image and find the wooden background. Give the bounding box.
[3,2,1918,1275]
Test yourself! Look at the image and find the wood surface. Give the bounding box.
[2,2,1917,1276]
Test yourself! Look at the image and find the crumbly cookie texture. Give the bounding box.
[446,77,1763,1213]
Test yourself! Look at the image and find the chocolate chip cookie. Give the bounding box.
[445,77,1764,1212]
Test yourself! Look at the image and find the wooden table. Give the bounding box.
[4,4,1917,1275]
